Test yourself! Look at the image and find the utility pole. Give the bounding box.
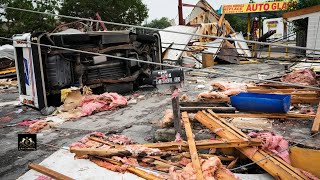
[178,0,184,25]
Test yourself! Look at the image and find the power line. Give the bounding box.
[3,36,320,90]
[2,5,320,53]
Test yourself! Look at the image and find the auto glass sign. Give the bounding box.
[222,1,296,14]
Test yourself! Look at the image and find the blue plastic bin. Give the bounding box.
[230,92,291,113]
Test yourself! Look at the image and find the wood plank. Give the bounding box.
[29,163,74,180]
[217,113,315,119]
[70,148,131,157]
[172,87,182,135]
[205,97,320,104]
[140,138,261,151]
[247,89,319,97]
[195,110,307,179]
[283,5,320,19]
[290,146,320,178]
[88,136,114,146]
[180,106,235,113]
[182,112,203,180]
[94,156,163,180]
[179,101,227,107]
[311,102,320,134]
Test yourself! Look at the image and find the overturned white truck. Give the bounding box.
[13,30,182,110]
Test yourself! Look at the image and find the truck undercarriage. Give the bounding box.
[13,30,163,109]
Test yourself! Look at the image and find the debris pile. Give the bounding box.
[58,88,127,120]
[281,68,318,86]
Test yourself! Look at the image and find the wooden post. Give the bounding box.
[178,0,184,25]
[182,112,204,180]
[311,102,320,134]
[268,44,271,57]
[29,163,74,180]
[171,86,182,135]
[247,13,251,40]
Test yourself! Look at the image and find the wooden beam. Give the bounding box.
[88,136,114,146]
[94,156,163,180]
[311,102,320,134]
[205,97,320,104]
[70,148,131,157]
[283,5,320,19]
[195,110,307,179]
[139,138,261,151]
[247,89,319,97]
[217,113,315,119]
[180,106,235,113]
[182,112,204,180]
[172,87,182,135]
[29,163,74,180]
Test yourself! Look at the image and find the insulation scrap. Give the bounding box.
[300,107,316,115]
[281,68,318,86]
[91,158,128,172]
[248,131,291,164]
[159,109,174,128]
[112,156,139,166]
[198,92,228,99]
[81,93,128,116]
[16,120,39,126]
[108,134,134,145]
[125,145,162,156]
[179,157,191,166]
[58,92,127,120]
[212,82,247,91]
[70,132,108,149]
[25,121,49,134]
[169,157,239,180]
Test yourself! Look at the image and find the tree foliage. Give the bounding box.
[144,17,171,29]
[59,0,148,30]
[225,15,247,33]
[286,0,320,31]
[0,0,60,38]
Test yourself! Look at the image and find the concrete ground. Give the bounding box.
[0,63,319,179]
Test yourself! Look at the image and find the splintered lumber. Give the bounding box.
[227,157,239,169]
[247,89,319,97]
[181,153,236,161]
[311,102,320,134]
[195,110,308,179]
[93,156,163,180]
[182,112,204,180]
[217,113,316,119]
[140,138,261,151]
[29,163,74,180]
[205,96,319,104]
[180,106,236,113]
[88,136,114,146]
[179,101,227,107]
[70,148,131,157]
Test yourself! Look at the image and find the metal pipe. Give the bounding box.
[86,62,122,70]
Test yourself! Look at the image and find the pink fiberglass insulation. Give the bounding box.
[248,131,291,164]
[80,93,127,116]
[281,68,318,86]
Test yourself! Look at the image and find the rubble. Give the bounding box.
[281,68,318,86]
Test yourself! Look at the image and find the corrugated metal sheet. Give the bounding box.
[160,25,198,61]
[306,13,320,57]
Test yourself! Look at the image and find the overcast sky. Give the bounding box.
[142,0,266,22]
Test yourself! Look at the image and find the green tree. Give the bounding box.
[286,0,320,31]
[225,15,247,33]
[144,17,171,29]
[59,0,148,30]
[0,0,60,39]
